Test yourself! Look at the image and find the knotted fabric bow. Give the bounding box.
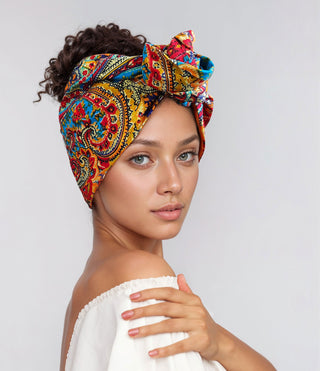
[59,30,214,209]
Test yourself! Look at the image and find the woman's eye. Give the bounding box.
[130,154,150,166]
[179,151,198,162]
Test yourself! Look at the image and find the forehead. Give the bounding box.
[135,98,198,141]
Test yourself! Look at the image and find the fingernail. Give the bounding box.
[149,349,158,357]
[130,292,141,300]
[128,328,139,336]
[121,310,134,319]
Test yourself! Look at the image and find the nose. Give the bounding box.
[156,160,183,195]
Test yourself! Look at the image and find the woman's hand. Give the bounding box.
[121,274,221,360]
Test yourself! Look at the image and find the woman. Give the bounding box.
[37,23,276,371]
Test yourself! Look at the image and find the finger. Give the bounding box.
[128,318,193,338]
[122,301,204,320]
[148,337,195,359]
[129,286,201,306]
[177,274,193,294]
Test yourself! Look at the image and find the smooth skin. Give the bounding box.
[60,98,276,370]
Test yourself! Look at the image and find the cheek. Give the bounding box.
[184,166,199,195]
[102,168,151,216]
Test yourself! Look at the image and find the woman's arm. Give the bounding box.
[122,273,276,370]
[213,323,276,370]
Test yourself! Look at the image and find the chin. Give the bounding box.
[162,231,181,240]
[151,223,183,240]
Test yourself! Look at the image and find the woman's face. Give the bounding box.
[96,97,200,240]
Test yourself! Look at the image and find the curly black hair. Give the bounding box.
[35,23,147,103]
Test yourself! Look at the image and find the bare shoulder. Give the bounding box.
[113,249,176,282]
[91,249,176,293]
[72,250,176,308]
[71,250,175,308]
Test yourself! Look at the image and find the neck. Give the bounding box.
[88,211,164,264]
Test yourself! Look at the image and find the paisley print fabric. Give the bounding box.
[59,30,214,208]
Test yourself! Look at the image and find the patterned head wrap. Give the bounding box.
[59,30,214,208]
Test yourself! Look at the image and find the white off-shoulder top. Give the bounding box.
[65,275,226,371]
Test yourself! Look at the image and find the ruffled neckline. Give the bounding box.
[65,275,178,367]
[77,275,177,321]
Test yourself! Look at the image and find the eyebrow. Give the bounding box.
[130,134,200,147]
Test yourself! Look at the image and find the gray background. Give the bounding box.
[0,0,319,370]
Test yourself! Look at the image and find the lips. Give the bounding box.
[152,203,183,212]
[151,203,184,221]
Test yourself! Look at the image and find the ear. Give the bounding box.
[177,273,193,293]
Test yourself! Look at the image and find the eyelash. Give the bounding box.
[129,151,199,167]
